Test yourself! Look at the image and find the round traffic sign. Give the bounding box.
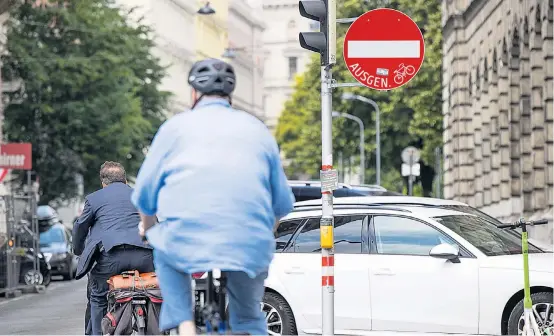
[343,8,425,90]
[401,146,420,164]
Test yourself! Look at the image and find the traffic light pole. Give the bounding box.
[298,0,337,334]
[320,64,335,336]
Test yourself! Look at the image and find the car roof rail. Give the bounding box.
[289,180,352,188]
[291,204,412,213]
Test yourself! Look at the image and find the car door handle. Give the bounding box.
[373,268,395,276]
[284,267,304,274]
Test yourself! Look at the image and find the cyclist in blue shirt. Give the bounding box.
[131,58,295,335]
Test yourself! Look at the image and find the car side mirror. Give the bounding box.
[429,243,461,263]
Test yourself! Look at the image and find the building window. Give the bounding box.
[288,57,298,80]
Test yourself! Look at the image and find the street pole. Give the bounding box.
[338,151,343,183]
[332,112,365,184]
[320,65,335,336]
[340,94,380,185]
[434,147,441,198]
[408,154,413,196]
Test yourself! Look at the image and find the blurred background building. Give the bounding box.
[442,0,553,242]
[254,0,312,131]
[225,0,265,118]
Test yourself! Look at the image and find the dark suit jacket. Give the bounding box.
[73,182,151,279]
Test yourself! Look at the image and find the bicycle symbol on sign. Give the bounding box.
[393,63,416,84]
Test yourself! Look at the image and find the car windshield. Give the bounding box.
[39,227,65,246]
[433,215,543,256]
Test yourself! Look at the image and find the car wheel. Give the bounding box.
[507,292,554,335]
[262,291,297,336]
[42,272,51,287]
[21,268,44,286]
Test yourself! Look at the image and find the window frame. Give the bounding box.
[288,215,370,254]
[288,56,298,80]
[368,214,475,258]
[275,218,306,253]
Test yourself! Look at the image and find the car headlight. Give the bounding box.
[50,252,68,262]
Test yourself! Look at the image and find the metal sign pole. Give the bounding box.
[320,64,335,336]
[408,154,413,196]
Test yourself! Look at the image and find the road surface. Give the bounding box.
[0,278,483,336]
[0,278,87,334]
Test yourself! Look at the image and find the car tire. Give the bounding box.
[263,291,297,335]
[42,272,51,287]
[507,291,553,335]
[20,267,44,286]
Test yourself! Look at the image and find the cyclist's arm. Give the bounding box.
[268,138,295,220]
[140,213,157,232]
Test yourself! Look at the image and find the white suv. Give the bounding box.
[263,196,553,336]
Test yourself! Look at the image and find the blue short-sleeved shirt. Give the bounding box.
[131,97,295,278]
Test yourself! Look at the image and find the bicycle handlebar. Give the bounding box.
[497,218,549,229]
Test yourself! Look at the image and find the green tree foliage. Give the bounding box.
[2,0,170,204]
[275,0,442,195]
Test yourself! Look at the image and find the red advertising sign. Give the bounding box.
[343,8,425,90]
[0,143,32,170]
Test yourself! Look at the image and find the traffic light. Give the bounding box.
[298,0,336,66]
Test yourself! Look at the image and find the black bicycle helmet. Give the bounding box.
[188,58,236,96]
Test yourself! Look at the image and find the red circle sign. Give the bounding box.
[343,8,425,91]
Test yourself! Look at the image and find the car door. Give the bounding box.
[278,214,372,333]
[367,214,479,334]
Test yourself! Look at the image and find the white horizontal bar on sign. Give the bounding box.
[347,40,420,58]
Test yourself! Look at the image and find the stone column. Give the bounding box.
[530,7,547,212]
[481,57,492,208]
[542,3,554,209]
[472,62,483,208]
[489,49,501,205]
[519,18,532,217]
[443,15,469,201]
[509,28,523,215]
[497,39,512,206]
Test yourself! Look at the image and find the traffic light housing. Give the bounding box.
[298,0,336,66]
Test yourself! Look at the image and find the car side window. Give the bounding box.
[372,215,457,256]
[275,219,304,252]
[292,215,367,253]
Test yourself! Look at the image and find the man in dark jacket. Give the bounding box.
[73,161,154,336]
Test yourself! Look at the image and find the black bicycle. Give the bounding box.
[142,236,228,334]
[195,271,228,334]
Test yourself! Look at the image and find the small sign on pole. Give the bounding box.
[401,163,420,177]
[401,146,420,196]
[343,8,425,91]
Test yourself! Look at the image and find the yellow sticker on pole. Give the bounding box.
[320,217,334,249]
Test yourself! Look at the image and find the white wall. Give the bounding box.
[260,0,312,130]
[117,0,196,115]
[227,0,265,119]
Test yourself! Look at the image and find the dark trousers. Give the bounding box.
[85,274,92,335]
[89,245,154,336]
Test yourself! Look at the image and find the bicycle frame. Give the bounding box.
[199,270,228,334]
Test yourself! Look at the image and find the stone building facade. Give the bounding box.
[442,0,553,243]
